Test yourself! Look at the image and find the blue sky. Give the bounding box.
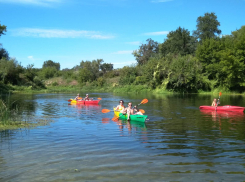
[0,0,245,69]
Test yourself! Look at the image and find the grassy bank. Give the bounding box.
[3,76,245,95]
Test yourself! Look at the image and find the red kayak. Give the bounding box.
[199,105,245,112]
[70,99,100,104]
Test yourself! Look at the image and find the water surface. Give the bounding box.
[0,93,245,181]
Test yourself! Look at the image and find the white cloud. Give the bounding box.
[27,55,41,61]
[151,0,173,3]
[143,31,169,36]
[11,28,115,39]
[0,0,63,6]
[112,50,133,54]
[126,41,141,45]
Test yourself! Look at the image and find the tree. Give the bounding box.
[100,63,113,74]
[133,38,158,65]
[159,27,197,56]
[80,59,104,81]
[42,60,60,71]
[0,23,7,37]
[193,12,221,42]
[0,47,9,60]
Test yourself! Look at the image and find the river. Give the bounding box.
[0,92,245,181]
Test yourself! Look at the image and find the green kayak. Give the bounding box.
[119,113,147,122]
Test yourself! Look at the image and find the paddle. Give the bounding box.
[102,108,145,114]
[111,99,148,121]
[215,92,222,110]
[98,98,102,100]
[217,92,222,106]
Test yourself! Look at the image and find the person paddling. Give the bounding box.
[74,94,82,100]
[115,100,125,111]
[121,102,134,121]
[84,94,93,101]
[211,98,217,106]
[211,98,220,107]
[133,105,143,115]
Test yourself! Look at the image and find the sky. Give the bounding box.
[0,0,245,69]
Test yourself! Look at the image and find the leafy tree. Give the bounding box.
[42,60,60,71]
[0,58,23,84]
[39,67,57,79]
[100,63,113,74]
[193,12,221,42]
[159,27,197,56]
[24,64,36,82]
[0,23,7,37]
[0,47,9,60]
[133,38,158,65]
[79,59,104,83]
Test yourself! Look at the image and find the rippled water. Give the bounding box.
[0,93,245,181]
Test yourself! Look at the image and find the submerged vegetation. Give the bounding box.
[1,12,245,94]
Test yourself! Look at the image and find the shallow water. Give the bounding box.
[0,93,245,181]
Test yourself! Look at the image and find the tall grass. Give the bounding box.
[0,99,20,126]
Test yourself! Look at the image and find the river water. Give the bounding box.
[0,92,245,181]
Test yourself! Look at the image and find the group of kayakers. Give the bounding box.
[115,100,143,121]
[74,93,93,101]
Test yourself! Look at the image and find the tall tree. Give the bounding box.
[193,12,221,42]
[100,63,113,74]
[42,60,60,71]
[133,38,158,65]
[159,27,197,56]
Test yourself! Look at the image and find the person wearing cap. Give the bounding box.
[74,94,82,100]
[84,94,93,101]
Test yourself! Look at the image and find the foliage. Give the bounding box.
[133,38,159,65]
[38,67,58,79]
[0,58,24,85]
[159,27,197,56]
[196,25,245,91]
[42,60,60,71]
[100,63,113,74]
[0,23,7,37]
[193,12,221,42]
[0,47,9,60]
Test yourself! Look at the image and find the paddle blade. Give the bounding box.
[97,98,102,100]
[141,99,148,105]
[68,99,72,102]
[102,109,111,113]
[139,109,145,114]
[219,92,222,97]
[112,116,119,121]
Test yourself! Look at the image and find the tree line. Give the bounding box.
[1,12,245,92]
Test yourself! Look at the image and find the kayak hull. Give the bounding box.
[118,113,148,122]
[199,105,245,112]
[70,99,100,104]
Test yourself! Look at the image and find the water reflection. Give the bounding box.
[1,93,245,181]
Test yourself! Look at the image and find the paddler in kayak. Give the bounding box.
[133,105,143,115]
[121,102,134,121]
[115,100,125,111]
[74,94,82,101]
[211,98,220,107]
[84,94,93,101]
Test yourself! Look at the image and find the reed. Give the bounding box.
[0,99,20,125]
